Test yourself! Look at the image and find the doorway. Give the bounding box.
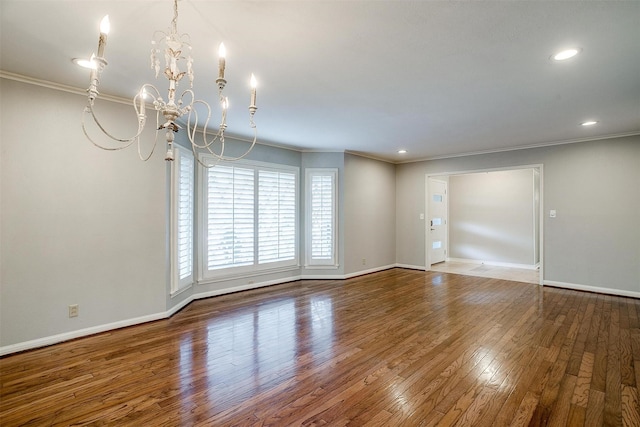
[425,165,543,286]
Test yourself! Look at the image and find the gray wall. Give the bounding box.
[396,136,640,293]
[344,153,396,274]
[1,78,167,347]
[448,169,536,266]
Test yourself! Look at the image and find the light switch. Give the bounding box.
[419,213,425,220]
[549,209,557,218]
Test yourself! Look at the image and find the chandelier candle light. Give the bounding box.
[82,0,258,164]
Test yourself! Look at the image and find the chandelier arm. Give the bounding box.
[84,101,146,145]
[179,89,195,112]
[141,83,163,103]
[187,100,225,150]
[212,126,258,162]
[185,102,222,165]
[82,105,141,151]
[194,150,223,169]
[136,110,163,161]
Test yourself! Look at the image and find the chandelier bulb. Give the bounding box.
[250,74,257,107]
[218,43,226,80]
[100,15,110,35]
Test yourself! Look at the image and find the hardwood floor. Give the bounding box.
[1,268,639,426]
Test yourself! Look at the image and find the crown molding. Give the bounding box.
[0,70,133,106]
[396,131,640,164]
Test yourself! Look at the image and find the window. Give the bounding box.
[305,169,338,267]
[205,165,255,270]
[258,170,296,264]
[171,145,194,293]
[199,156,299,281]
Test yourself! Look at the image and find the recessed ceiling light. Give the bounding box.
[552,48,581,61]
[581,120,598,126]
[397,149,407,154]
[72,57,97,69]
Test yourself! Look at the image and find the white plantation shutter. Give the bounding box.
[200,158,298,279]
[177,152,194,279]
[311,174,333,259]
[258,170,296,263]
[306,169,337,267]
[172,146,194,292]
[206,165,255,269]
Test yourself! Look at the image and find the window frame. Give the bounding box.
[170,144,195,295]
[197,155,300,283]
[305,168,338,268]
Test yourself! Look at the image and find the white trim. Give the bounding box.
[195,277,301,300]
[305,168,339,267]
[170,145,195,293]
[395,263,427,271]
[167,295,194,317]
[303,264,340,270]
[0,70,134,105]
[0,312,167,357]
[300,274,345,280]
[344,264,396,279]
[197,265,300,284]
[544,280,640,299]
[169,283,193,298]
[446,257,539,271]
[538,165,545,286]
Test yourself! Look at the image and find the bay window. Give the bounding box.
[198,156,299,281]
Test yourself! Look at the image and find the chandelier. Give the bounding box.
[82,0,258,165]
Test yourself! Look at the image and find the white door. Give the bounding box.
[428,178,448,264]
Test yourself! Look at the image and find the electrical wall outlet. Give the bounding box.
[362,258,366,265]
[69,304,79,318]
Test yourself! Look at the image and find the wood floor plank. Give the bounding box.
[585,389,606,427]
[1,268,638,426]
[621,384,640,427]
[604,297,623,426]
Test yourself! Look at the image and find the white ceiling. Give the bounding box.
[1,1,639,162]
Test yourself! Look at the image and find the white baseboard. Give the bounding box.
[300,274,345,280]
[395,263,426,271]
[446,257,539,270]
[543,280,640,299]
[0,312,167,357]
[344,264,396,279]
[194,276,302,300]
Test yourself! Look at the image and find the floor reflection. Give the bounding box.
[177,293,336,406]
[310,295,334,356]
